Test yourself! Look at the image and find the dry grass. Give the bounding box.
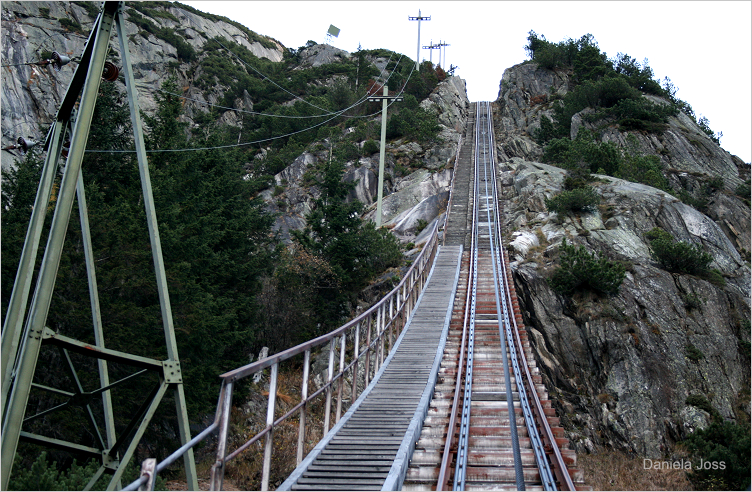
[578,450,694,491]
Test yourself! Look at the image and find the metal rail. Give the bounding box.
[123,220,442,491]
[437,102,575,490]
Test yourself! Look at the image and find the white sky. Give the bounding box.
[184,1,751,164]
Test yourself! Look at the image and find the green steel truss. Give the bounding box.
[1,2,198,489]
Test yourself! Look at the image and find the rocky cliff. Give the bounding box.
[495,61,751,458]
[1,1,470,247]
[264,74,469,244]
[1,0,283,172]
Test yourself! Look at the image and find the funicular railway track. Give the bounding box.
[404,102,581,490]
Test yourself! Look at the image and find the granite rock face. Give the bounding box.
[1,1,282,172]
[497,153,750,458]
[494,61,750,459]
[266,76,468,244]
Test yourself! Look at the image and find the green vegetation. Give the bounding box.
[683,420,751,491]
[734,179,750,203]
[527,31,677,141]
[1,72,411,477]
[527,32,727,203]
[545,186,600,214]
[541,132,671,192]
[386,94,441,142]
[126,9,195,61]
[186,39,442,178]
[685,394,722,421]
[57,17,85,35]
[685,343,705,362]
[362,139,380,155]
[645,228,713,275]
[549,239,626,296]
[72,1,100,18]
[8,452,161,491]
[1,10,458,482]
[174,1,279,50]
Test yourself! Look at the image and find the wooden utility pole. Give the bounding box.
[368,85,403,227]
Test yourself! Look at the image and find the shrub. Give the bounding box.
[362,139,380,156]
[685,343,705,361]
[549,239,626,296]
[415,218,428,234]
[683,420,751,491]
[681,292,704,310]
[334,142,359,162]
[677,188,709,213]
[563,167,593,190]
[734,180,750,201]
[649,235,713,275]
[705,176,724,192]
[685,394,721,421]
[58,18,85,34]
[545,186,600,214]
[616,152,671,192]
[386,106,440,143]
[543,131,621,175]
[8,452,160,491]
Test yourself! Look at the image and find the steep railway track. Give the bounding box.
[404,102,583,490]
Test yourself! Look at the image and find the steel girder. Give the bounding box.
[1,2,198,489]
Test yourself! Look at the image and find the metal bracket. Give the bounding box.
[162,360,183,384]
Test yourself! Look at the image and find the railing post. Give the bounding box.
[379,318,385,368]
[324,339,335,434]
[296,350,310,465]
[372,309,380,376]
[210,380,234,491]
[336,334,346,423]
[261,363,278,492]
[364,314,372,387]
[352,322,360,402]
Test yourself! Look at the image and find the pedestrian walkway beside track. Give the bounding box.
[279,245,463,491]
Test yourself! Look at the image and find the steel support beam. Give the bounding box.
[1,5,117,486]
[1,2,197,489]
[114,4,198,488]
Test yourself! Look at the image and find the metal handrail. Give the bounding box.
[123,219,441,491]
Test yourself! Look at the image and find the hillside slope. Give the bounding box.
[494,59,750,460]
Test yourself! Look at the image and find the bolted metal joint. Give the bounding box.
[162,360,183,384]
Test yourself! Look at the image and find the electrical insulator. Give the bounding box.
[102,61,119,82]
[61,140,71,158]
[50,51,71,71]
[17,136,38,154]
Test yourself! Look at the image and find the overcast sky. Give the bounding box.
[185,1,751,163]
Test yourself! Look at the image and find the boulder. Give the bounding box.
[297,43,350,68]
